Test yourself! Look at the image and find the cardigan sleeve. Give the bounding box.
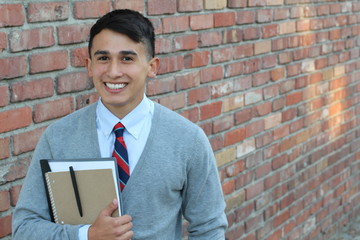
[12,129,81,240]
[181,128,228,239]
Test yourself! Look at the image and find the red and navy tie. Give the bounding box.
[112,122,129,191]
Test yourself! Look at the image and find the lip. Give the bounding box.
[104,82,128,93]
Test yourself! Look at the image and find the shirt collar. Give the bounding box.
[96,96,153,139]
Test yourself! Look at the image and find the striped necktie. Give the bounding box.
[112,122,129,191]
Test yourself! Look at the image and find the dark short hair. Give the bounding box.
[88,9,155,59]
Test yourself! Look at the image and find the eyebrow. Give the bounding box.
[93,50,138,56]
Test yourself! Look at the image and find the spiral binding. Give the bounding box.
[45,173,59,224]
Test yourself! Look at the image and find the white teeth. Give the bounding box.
[106,83,127,89]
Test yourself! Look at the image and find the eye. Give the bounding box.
[97,56,109,61]
[122,56,133,62]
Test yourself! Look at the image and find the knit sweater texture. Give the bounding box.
[12,102,227,239]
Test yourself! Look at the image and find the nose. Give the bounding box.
[107,60,123,79]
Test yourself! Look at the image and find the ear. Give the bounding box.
[85,57,93,78]
[147,57,160,78]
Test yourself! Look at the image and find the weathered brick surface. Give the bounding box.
[2,1,360,240]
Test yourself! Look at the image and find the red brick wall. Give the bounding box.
[1,1,360,239]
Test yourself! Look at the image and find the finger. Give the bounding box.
[101,198,118,217]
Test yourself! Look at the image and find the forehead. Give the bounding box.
[91,29,146,56]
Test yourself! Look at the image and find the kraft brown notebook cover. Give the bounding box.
[45,169,119,225]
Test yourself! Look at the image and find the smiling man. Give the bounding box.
[12,9,227,240]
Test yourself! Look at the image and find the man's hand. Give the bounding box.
[88,199,133,240]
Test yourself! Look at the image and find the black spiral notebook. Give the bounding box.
[40,158,122,225]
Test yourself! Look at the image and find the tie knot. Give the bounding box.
[113,122,125,137]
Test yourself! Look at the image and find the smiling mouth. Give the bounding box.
[105,83,127,90]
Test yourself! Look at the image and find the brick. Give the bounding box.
[180,107,199,123]
[188,87,210,105]
[286,92,303,106]
[174,34,198,51]
[234,44,254,59]
[113,0,145,13]
[0,138,10,160]
[254,40,271,55]
[265,113,282,130]
[246,119,265,138]
[9,27,54,52]
[212,47,233,64]
[162,16,189,34]
[262,55,277,69]
[57,72,92,94]
[226,190,245,213]
[184,51,210,69]
[11,78,54,102]
[257,9,273,23]
[71,47,89,67]
[222,179,235,195]
[245,89,262,105]
[2,157,31,183]
[190,14,213,30]
[158,56,183,75]
[267,0,283,5]
[204,0,226,9]
[34,97,74,123]
[262,24,278,38]
[279,21,296,35]
[157,93,185,110]
[147,0,176,15]
[30,50,68,74]
[199,31,222,47]
[0,4,24,27]
[246,180,264,200]
[200,101,222,120]
[147,76,175,96]
[274,8,289,20]
[222,28,242,44]
[225,62,243,78]
[200,65,223,83]
[223,95,244,112]
[237,138,256,158]
[225,128,246,147]
[228,0,247,8]
[237,11,255,25]
[248,0,266,6]
[74,0,111,19]
[175,71,200,91]
[214,12,236,27]
[0,32,7,52]
[0,56,27,80]
[211,81,233,98]
[297,19,310,32]
[0,85,9,107]
[215,147,236,167]
[155,38,172,55]
[243,27,261,41]
[213,115,233,133]
[12,127,46,156]
[76,92,99,110]
[57,24,92,45]
[226,160,245,178]
[27,2,69,22]
[272,154,288,170]
[0,215,12,238]
[0,107,32,133]
[178,0,203,12]
[10,185,22,206]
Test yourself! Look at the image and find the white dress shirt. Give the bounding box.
[79,95,154,239]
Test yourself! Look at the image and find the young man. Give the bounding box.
[12,9,227,239]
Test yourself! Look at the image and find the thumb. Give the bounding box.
[101,198,118,217]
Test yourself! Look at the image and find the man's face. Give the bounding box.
[86,29,159,118]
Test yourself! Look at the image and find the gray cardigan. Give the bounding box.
[12,102,227,239]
